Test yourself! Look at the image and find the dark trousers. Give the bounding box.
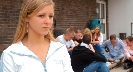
[124,59,133,67]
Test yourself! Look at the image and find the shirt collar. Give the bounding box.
[80,42,90,49]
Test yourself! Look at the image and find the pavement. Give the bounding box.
[110,66,131,72]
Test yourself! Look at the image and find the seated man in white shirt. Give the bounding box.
[56,28,75,56]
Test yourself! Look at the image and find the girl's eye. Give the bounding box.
[39,15,44,18]
[49,15,54,18]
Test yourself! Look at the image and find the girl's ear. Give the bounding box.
[25,16,30,22]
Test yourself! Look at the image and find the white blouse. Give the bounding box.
[98,32,103,45]
[0,41,73,72]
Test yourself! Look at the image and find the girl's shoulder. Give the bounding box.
[100,32,103,36]
[3,41,24,53]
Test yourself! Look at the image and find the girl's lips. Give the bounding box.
[42,27,50,30]
[42,27,49,28]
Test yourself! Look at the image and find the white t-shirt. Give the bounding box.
[56,35,75,48]
[0,41,73,72]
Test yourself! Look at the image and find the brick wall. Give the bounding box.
[0,0,100,54]
[54,0,97,30]
[0,0,22,54]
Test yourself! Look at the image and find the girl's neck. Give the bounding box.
[22,33,49,47]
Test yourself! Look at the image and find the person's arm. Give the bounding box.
[98,33,103,45]
[61,45,74,72]
[101,40,108,53]
[129,57,133,62]
[124,46,133,61]
[119,38,125,54]
[67,40,75,52]
[91,40,100,44]
[0,52,17,72]
[124,44,132,60]
[82,48,106,62]
[73,41,79,46]
[88,44,95,53]
[91,36,100,44]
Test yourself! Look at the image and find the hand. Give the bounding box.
[74,41,79,46]
[106,52,110,54]
[117,52,120,54]
[130,56,133,62]
[108,58,114,62]
[88,44,95,53]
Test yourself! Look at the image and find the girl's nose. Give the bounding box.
[44,16,52,24]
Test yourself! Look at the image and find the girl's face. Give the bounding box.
[126,39,133,46]
[26,5,54,36]
[94,27,100,33]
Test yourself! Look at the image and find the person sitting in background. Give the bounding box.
[101,34,124,63]
[56,28,75,56]
[93,25,103,45]
[83,28,104,54]
[71,34,110,72]
[73,29,83,46]
[91,30,103,54]
[123,36,133,69]
[83,28,92,38]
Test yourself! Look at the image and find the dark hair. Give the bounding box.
[126,36,133,42]
[110,34,116,40]
[82,34,91,44]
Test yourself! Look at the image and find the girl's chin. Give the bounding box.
[40,30,50,36]
[43,32,49,36]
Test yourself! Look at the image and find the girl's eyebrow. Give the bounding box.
[37,13,54,15]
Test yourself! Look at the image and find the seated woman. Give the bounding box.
[91,30,104,54]
[124,36,133,69]
[83,28,104,54]
[83,28,92,38]
[93,25,103,45]
[71,34,110,72]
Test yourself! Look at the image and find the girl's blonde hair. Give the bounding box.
[90,30,95,36]
[93,25,100,37]
[83,28,92,39]
[12,0,55,44]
